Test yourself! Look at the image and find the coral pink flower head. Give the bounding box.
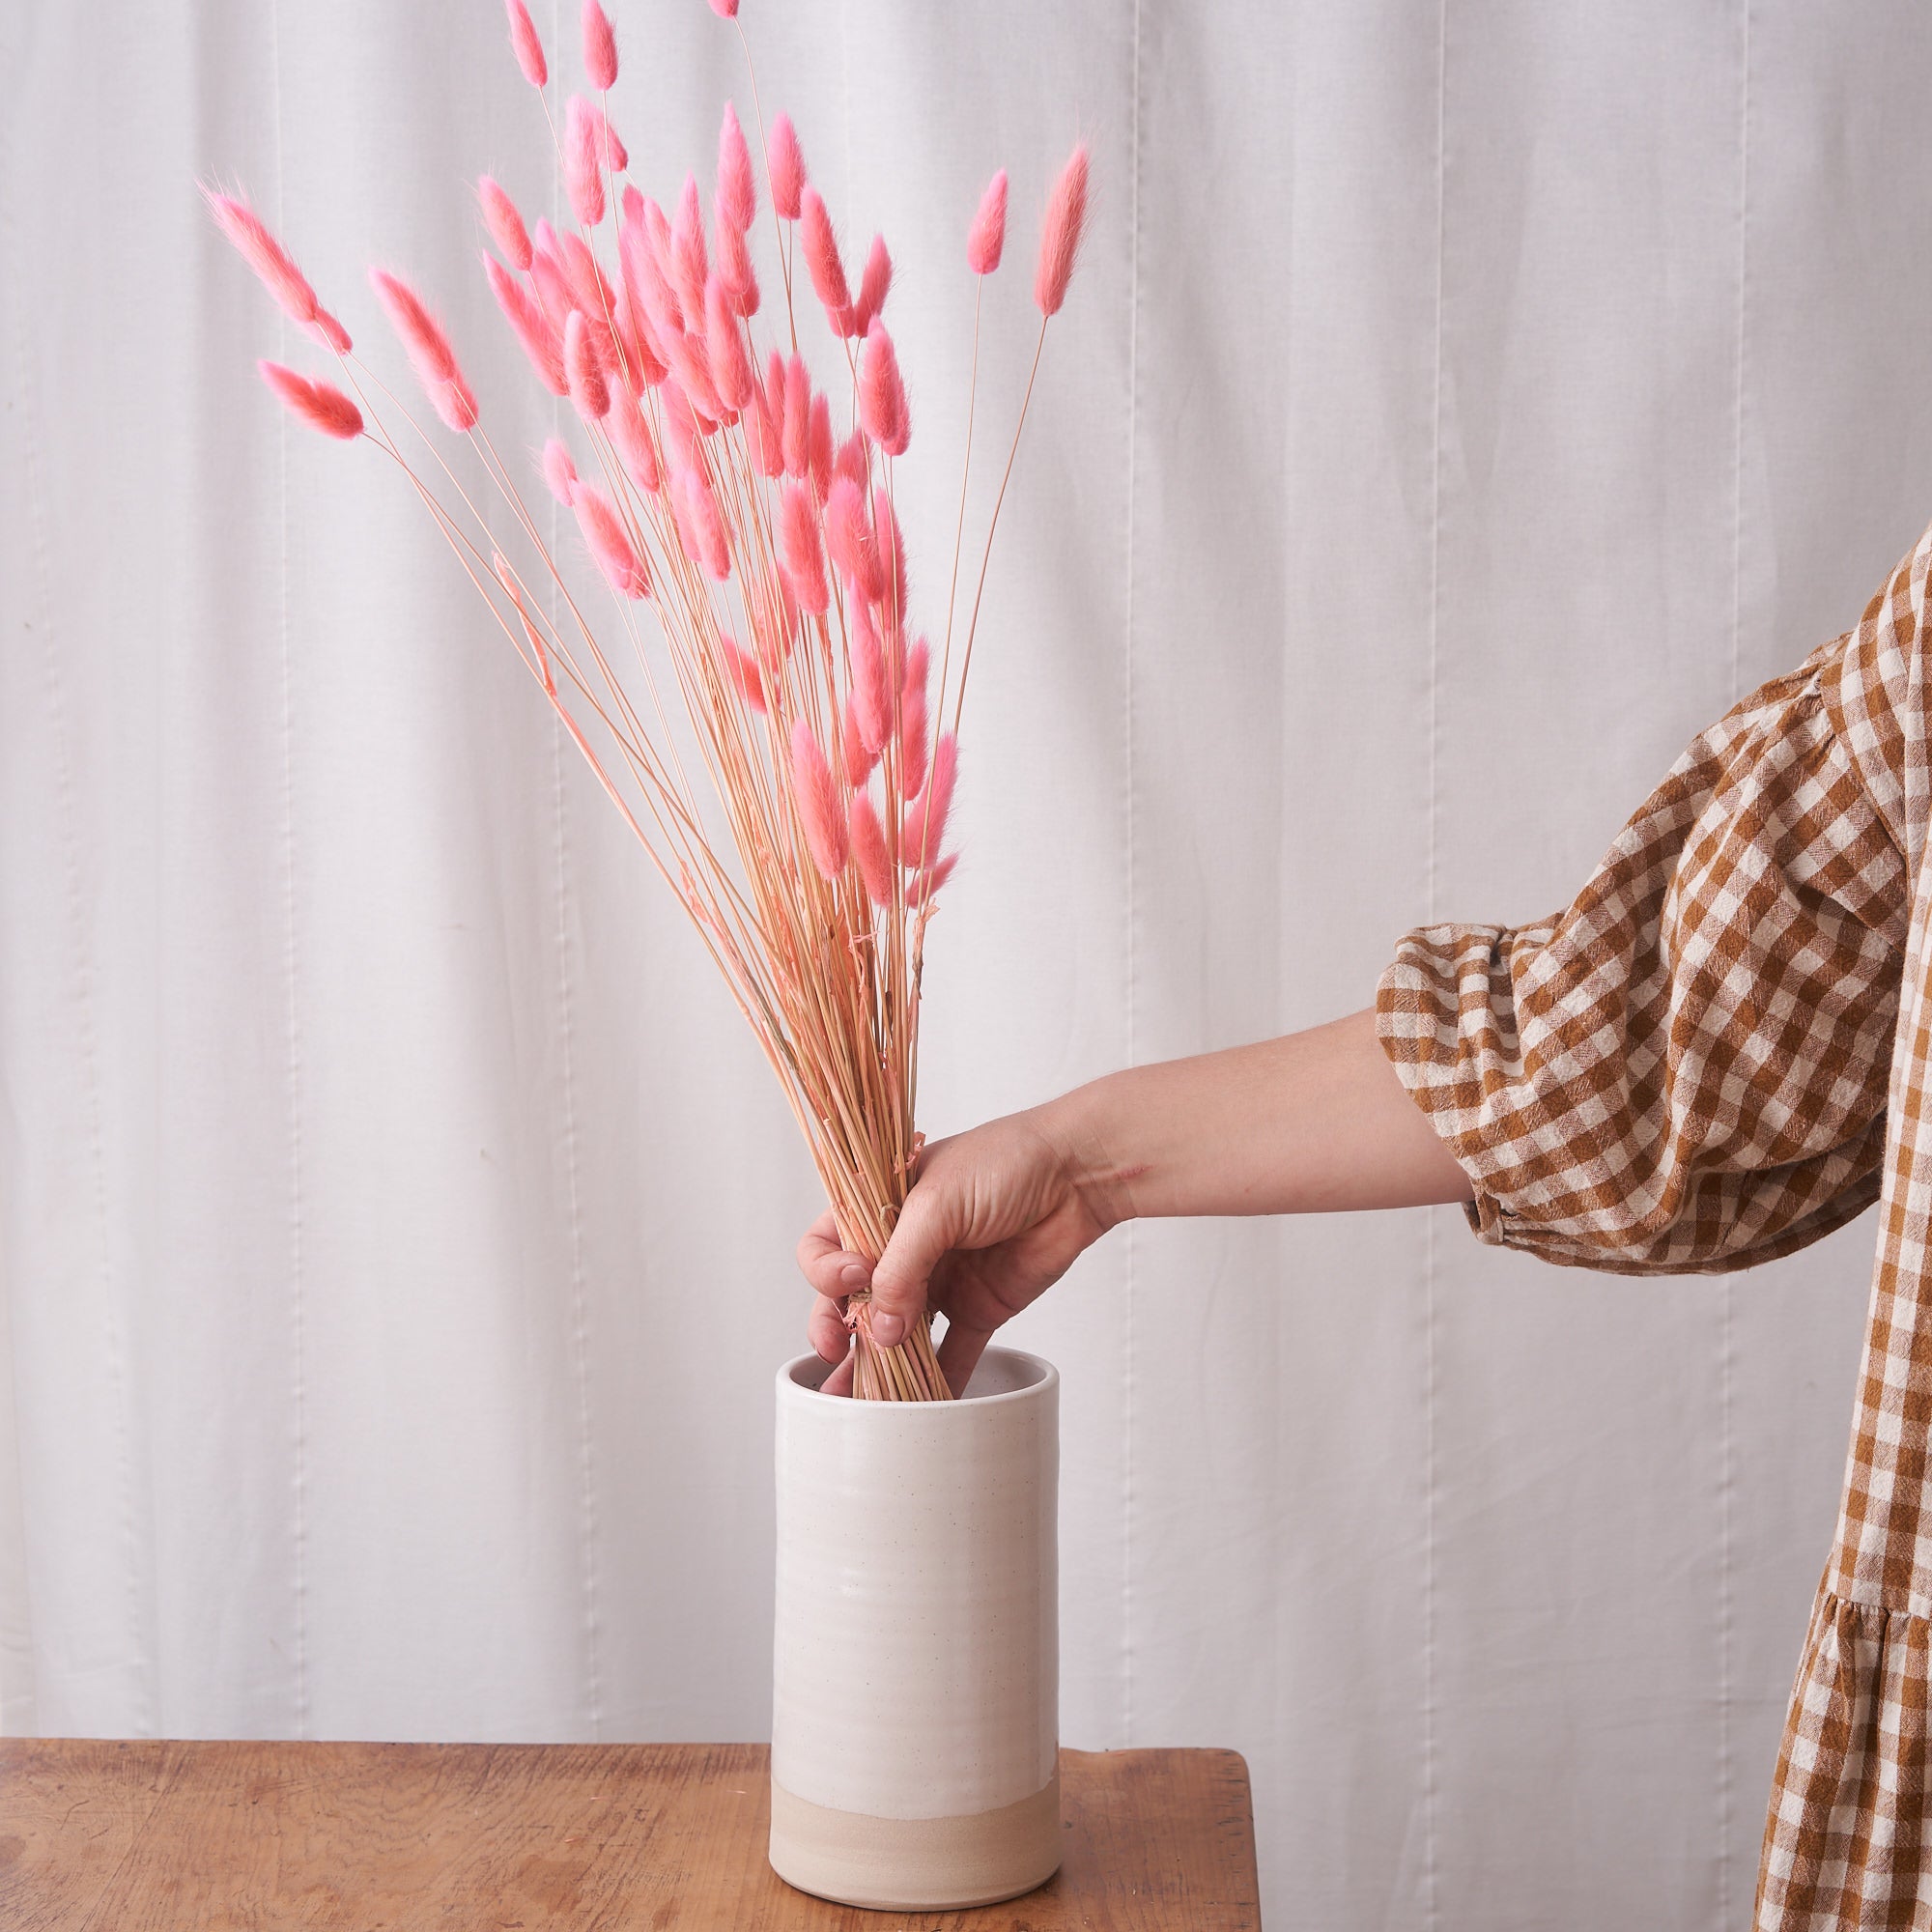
[767,112,806,221]
[910,851,959,908]
[746,369,785,479]
[968,169,1009,275]
[1035,143,1091,317]
[903,732,957,866]
[781,355,810,477]
[799,186,850,319]
[485,254,567,394]
[718,103,756,235]
[478,177,534,270]
[779,481,829,615]
[846,588,892,754]
[859,320,910,457]
[705,275,753,412]
[708,0,740,16]
[204,187,321,329]
[680,468,731,581]
[505,0,548,87]
[824,478,880,601]
[716,216,759,318]
[842,698,880,789]
[541,436,580,504]
[575,481,650,598]
[257,361,363,440]
[899,636,930,797]
[369,268,478,430]
[565,311,611,419]
[608,387,663,495]
[565,97,607,227]
[582,0,618,90]
[789,720,849,882]
[808,393,835,499]
[834,429,870,494]
[672,175,710,319]
[721,633,765,712]
[871,482,907,621]
[848,792,892,904]
[851,234,892,339]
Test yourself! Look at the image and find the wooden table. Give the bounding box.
[0,1740,1259,1929]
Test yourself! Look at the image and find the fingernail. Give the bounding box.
[839,1262,870,1293]
[872,1313,905,1348]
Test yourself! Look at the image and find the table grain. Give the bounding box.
[0,1739,1259,1929]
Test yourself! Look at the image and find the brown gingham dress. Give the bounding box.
[1376,519,1932,1927]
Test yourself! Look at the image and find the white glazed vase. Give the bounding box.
[770,1347,1061,1912]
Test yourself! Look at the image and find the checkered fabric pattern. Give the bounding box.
[1378,524,1932,1927]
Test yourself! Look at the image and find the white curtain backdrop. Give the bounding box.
[6,2,1931,1924]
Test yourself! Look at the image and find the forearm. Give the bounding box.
[1042,1008,1473,1225]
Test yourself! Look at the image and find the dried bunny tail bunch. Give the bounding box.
[207,1,1095,1403]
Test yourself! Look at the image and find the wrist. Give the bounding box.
[1031,1071,1146,1234]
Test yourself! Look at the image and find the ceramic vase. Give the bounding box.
[769,1346,1061,1911]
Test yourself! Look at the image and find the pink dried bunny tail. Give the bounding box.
[768,113,806,221]
[257,361,363,440]
[565,311,611,418]
[859,320,910,457]
[608,387,663,495]
[680,469,731,580]
[968,169,1009,275]
[781,355,810,477]
[718,103,756,234]
[834,430,870,494]
[716,216,759,318]
[705,275,753,412]
[720,633,765,711]
[559,231,615,319]
[789,720,849,882]
[899,637,930,797]
[369,268,478,431]
[848,793,892,904]
[484,254,567,394]
[746,370,785,479]
[779,481,830,615]
[204,188,349,349]
[808,394,834,499]
[910,851,959,908]
[851,235,892,338]
[846,588,892,754]
[903,732,957,865]
[871,482,907,621]
[825,478,881,601]
[842,698,879,788]
[541,436,580,504]
[582,0,618,90]
[1035,143,1091,317]
[565,98,608,226]
[672,176,709,324]
[708,0,740,16]
[505,0,548,87]
[799,186,850,319]
[478,177,534,270]
[574,481,650,598]
[620,212,681,345]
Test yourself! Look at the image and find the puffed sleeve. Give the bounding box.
[1375,531,1931,1273]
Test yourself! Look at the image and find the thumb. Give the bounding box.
[867,1182,955,1349]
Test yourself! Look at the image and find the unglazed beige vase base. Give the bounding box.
[769,1773,1063,1912]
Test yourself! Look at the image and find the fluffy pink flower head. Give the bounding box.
[779,480,829,615]
[607,387,663,495]
[910,851,959,909]
[842,698,879,789]
[505,0,547,87]
[672,176,709,321]
[799,186,850,319]
[369,269,478,431]
[746,369,785,478]
[808,394,834,499]
[834,429,871,494]
[478,177,533,270]
[257,361,363,440]
[574,481,649,598]
[789,720,849,883]
[708,0,740,16]
[871,482,907,623]
[541,436,580,505]
[859,320,910,457]
[565,311,611,419]
[899,638,931,799]
[582,0,618,89]
[968,169,1009,275]
[1035,143,1091,317]
[781,355,810,477]
[845,588,892,754]
[705,275,754,412]
[565,98,607,226]
[903,732,957,867]
[620,207,682,342]
[720,633,765,712]
[715,216,759,318]
[680,468,731,581]
[718,103,756,235]
[485,254,566,394]
[848,792,892,905]
[851,234,892,339]
[824,477,880,601]
[204,187,349,349]
[767,112,806,221]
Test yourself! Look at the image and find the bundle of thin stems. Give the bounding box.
[208,0,1089,1399]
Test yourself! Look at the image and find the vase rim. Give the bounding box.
[779,1346,1057,1409]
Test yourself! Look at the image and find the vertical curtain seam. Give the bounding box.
[268,0,309,1745]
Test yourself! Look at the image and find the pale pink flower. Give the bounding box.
[528,242,576,329]
[848,793,892,904]
[559,230,615,318]
[780,481,829,614]
[705,274,753,412]
[486,255,567,394]
[607,387,663,494]
[859,320,910,457]
[672,176,709,327]
[851,235,892,338]
[661,378,703,473]
[799,186,849,317]
[582,0,618,90]
[566,312,611,418]
[903,732,956,866]
[565,98,608,225]
[204,188,327,335]
[620,209,683,344]
[541,436,580,504]
[369,268,478,430]
[611,280,668,388]
[680,468,731,580]
[767,112,806,221]
[478,177,534,270]
[715,214,759,317]
[825,478,880,601]
[257,360,363,440]
[834,430,871,494]
[718,102,756,234]
[968,170,1008,274]
[1035,143,1090,318]
[789,720,849,881]
[505,0,547,87]
[574,481,649,597]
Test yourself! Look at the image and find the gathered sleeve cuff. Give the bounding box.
[1376,646,1906,1275]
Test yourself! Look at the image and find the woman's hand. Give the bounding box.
[795,1105,1118,1396]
